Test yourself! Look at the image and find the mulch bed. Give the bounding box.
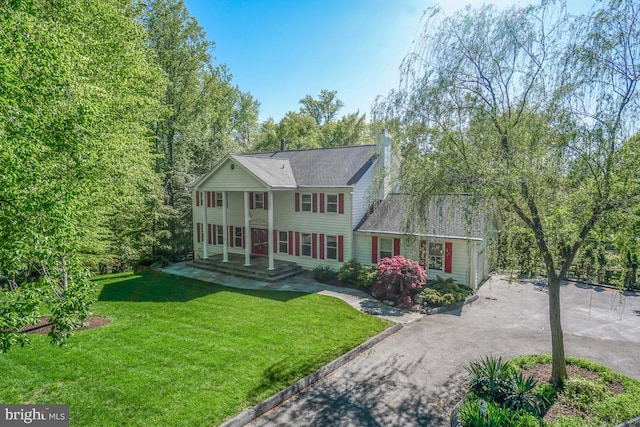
[19,316,110,334]
[520,363,625,423]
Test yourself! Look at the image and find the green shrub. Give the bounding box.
[313,265,335,283]
[459,397,539,427]
[503,372,550,416]
[419,276,472,307]
[355,265,378,289]
[466,356,514,404]
[338,259,363,285]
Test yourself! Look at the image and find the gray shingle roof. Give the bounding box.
[355,194,486,240]
[237,145,377,187]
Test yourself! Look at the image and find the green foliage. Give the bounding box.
[356,265,379,289]
[338,259,363,284]
[466,356,514,404]
[0,0,164,350]
[459,396,539,427]
[564,376,611,413]
[312,265,335,283]
[504,372,550,416]
[418,276,472,307]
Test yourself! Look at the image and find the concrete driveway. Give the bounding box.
[250,275,640,427]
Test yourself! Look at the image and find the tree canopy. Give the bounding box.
[375,0,640,385]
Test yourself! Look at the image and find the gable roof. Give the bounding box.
[189,145,377,189]
[355,194,486,240]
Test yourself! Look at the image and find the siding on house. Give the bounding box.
[353,232,481,287]
[198,158,268,191]
[351,158,377,228]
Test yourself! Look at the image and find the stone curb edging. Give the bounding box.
[614,415,640,427]
[219,323,404,427]
[423,294,479,315]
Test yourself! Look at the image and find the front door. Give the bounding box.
[251,228,268,255]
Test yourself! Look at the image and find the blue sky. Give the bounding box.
[183,0,593,122]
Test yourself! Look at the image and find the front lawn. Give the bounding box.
[0,272,391,426]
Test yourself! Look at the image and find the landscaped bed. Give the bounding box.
[456,354,640,426]
[0,271,391,426]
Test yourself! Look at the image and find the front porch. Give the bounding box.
[189,253,303,282]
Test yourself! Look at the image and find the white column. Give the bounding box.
[268,190,274,270]
[244,191,251,266]
[222,191,228,263]
[202,192,208,259]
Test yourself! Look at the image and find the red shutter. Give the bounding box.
[295,193,300,212]
[212,192,216,207]
[295,232,300,256]
[264,192,268,210]
[249,192,254,210]
[312,233,317,258]
[273,229,278,253]
[196,223,201,243]
[207,224,212,244]
[320,193,325,213]
[195,191,200,207]
[445,242,453,273]
[371,236,378,264]
[393,238,401,256]
[288,231,293,255]
[312,193,318,212]
[319,234,325,260]
[229,226,234,247]
[338,193,345,214]
[338,235,344,262]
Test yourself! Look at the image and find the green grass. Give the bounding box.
[0,272,391,426]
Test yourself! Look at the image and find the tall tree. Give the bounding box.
[299,89,344,127]
[376,1,640,385]
[0,0,164,350]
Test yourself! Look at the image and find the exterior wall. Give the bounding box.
[353,232,483,288]
[192,188,354,270]
[351,158,377,227]
[200,158,268,191]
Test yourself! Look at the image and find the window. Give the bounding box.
[429,243,444,270]
[234,227,243,248]
[217,225,224,245]
[278,231,288,253]
[379,238,393,260]
[253,192,264,209]
[216,192,223,208]
[326,235,338,260]
[326,194,338,213]
[301,194,312,212]
[301,233,312,256]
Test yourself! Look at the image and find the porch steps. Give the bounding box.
[188,257,303,282]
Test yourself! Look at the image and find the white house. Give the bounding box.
[188,134,489,288]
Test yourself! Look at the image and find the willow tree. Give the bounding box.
[375,0,640,385]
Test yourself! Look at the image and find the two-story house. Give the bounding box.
[188,134,489,288]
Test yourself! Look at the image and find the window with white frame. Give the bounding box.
[429,242,444,270]
[216,192,223,207]
[326,194,338,213]
[253,192,264,209]
[301,233,312,256]
[234,227,243,247]
[279,231,288,253]
[301,194,312,212]
[379,238,393,260]
[217,225,224,245]
[326,235,338,260]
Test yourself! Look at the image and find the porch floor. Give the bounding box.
[189,253,303,282]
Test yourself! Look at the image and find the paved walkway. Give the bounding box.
[159,262,423,324]
[249,276,640,427]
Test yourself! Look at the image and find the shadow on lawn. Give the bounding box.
[98,272,302,303]
[254,354,467,427]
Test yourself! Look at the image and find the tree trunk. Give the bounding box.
[548,273,567,386]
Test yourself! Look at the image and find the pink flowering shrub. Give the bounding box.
[371,256,427,306]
